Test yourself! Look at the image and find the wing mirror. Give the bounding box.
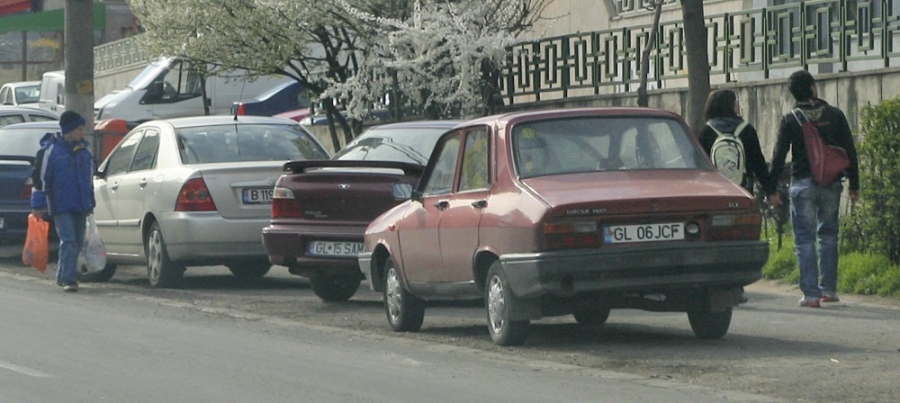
[392,183,414,200]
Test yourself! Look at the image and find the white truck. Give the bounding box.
[94,57,292,124]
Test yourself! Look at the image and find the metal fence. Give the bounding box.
[500,0,900,104]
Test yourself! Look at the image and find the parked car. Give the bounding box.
[262,120,460,301]
[0,106,58,128]
[359,107,768,346]
[0,122,57,247]
[231,81,310,117]
[92,115,331,288]
[0,81,41,107]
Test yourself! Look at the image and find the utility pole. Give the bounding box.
[64,0,97,159]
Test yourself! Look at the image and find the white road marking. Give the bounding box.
[0,360,54,377]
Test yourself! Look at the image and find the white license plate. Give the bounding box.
[308,241,366,257]
[604,222,684,244]
[0,216,4,229]
[242,188,273,204]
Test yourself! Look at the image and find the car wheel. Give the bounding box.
[383,258,424,332]
[146,222,184,289]
[687,307,733,339]
[309,273,361,302]
[77,262,117,283]
[485,261,529,346]
[226,262,271,279]
[572,308,611,325]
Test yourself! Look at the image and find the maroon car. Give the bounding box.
[262,120,461,301]
[359,107,768,346]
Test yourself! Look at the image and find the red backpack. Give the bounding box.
[791,108,850,186]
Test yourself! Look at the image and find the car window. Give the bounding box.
[130,128,159,171]
[458,128,490,192]
[333,127,448,165]
[421,132,461,196]
[177,123,328,164]
[105,130,142,176]
[512,116,708,178]
[0,114,26,127]
[29,115,57,123]
[0,87,10,104]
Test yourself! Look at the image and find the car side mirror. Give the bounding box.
[410,190,424,203]
[392,183,414,200]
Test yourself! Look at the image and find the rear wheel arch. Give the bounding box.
[473,250,499,292]
[140,213,159,256]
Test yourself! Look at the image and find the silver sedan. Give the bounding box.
[92,115,330,288]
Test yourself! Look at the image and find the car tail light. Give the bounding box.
[543,221,600,250]
[175,178,217,211]
[271,186,302,218]
[20,178,32,199]
[235,103,246,115]
[707,213,762,241]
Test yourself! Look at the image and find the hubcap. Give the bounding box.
[148,230,162,281]
[487,275,506,334]
[386,268,402,322]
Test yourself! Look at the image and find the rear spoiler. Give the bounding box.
[0,155,35,164]
[283,160,425,176]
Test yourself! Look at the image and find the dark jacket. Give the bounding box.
[30,132,96,215]
[770,99,859,191]
[699,117,776,195]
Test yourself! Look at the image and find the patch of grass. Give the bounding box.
[761,223,900,297]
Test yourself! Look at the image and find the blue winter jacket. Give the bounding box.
[30,132,96,215]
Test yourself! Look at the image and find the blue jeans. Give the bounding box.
[789,177,843,298]
[54,212,86,286]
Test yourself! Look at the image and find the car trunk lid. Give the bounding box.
[195,162,287,219]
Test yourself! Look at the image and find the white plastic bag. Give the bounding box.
[81,216,107,273]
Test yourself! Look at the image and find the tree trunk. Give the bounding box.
[637,1,664,107]
[680,0,711,135]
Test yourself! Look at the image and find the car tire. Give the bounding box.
[77,262,117,283]
[383,258,424,332]
[687,306,733,339]
[227,262,271,279]
[485,261,529,346]
[572,308,611,325]
[309,273,361,302]
[146,222,184,289]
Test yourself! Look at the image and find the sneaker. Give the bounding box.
[62,283,78,292]
[798,297,820,308]
[820,294,840,303]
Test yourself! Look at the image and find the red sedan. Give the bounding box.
[360,107,768,346]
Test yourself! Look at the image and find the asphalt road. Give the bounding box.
[1,245,898,402]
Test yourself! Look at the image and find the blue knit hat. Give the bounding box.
[59,111,86,134]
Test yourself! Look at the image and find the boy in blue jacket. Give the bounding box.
[31,111,95,292]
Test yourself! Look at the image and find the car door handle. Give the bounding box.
[110,182,119,190]
[434,200,449,210]
[139,179,148,188]
[471,200,487,208]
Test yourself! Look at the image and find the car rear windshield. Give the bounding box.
[332,127,448,165]
[176,123,329,164]
[512,116,711,178]
[0,127,51,157]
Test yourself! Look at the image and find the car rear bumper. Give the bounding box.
[261,223,365,275]
[158,213,269,262]
[499,240,768,299]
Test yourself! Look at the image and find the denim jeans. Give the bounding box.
[789,177,843,298]
[54,212,87,286]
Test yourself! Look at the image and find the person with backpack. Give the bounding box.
[699,89,776,305]
[31,111,96,292]
[768,70,860,308]
[699,89,777,196]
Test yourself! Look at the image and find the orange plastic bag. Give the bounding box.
[22,213,50,273]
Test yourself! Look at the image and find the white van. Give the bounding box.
[94,57,292,124]
[37,71,66,114]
